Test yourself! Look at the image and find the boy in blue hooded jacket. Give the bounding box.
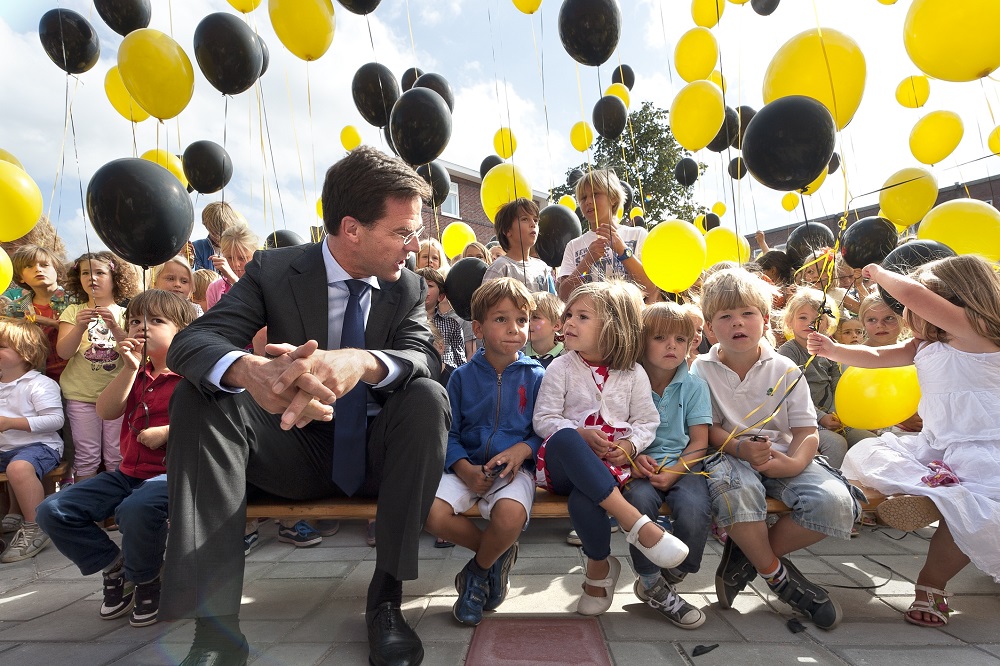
[424,277,545,627]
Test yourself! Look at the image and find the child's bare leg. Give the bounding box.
[424,498,482,552]
[910,520,970,624]
[4,461,43,522]
[599,487,665,548]
[768,515,826,558]
[476,499,525,568]
[723,521,776,570]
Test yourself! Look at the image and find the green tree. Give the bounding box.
[552,101,705,228]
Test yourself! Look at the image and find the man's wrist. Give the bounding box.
[222,353,264,389]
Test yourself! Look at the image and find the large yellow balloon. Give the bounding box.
[903,0,1000,82]
[692,0,725,29]
[917,199,1000,262]
[481,163,531,222]
[670,81,725,152]
[341,125,361,151]
[228,0,262,11]
[559,194,576,209]
[675,27,718,83]
[269,0,335,62]
[643,220,708,293]
[704,227,750,266]
[630,206,645,219]
[441,222,477,259]
[140,149,189,189]
[604,83,631,110]
[316,198,323,218]
[513,0,542,13]
[711,201,726,216]
[909,110,963,165]
[729,0,750,5]
[763,28,866,130]
[895,75,930,109]
[0,248,12,291]
[781,192,800,212]
[801,167,827,195]
[118,29,194,121]
[0,161,43,243]
[105,66,150,123]
[0,149,23,171]
[989,125,1000,155]
[879,167,938,228]
[836,366,920,430]
[494,128,517,159]
[570,121,594,152]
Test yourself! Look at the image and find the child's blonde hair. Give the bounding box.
[574,169,625,217]
[858,293,899,325]
[220,224,259,259]
[11,245,64,289]
[699,268,777,323]
[471,277,534,323]
[564,280,643,371]
[906,255,1000,346]
[202,202,246,240]
[418,238,450,271]
[126,289,197,330]
[151,257,195,295]
[192,269,216,302]
[531,292,564,324]
[782,287,838,337]
[462,241,493,265]
[641,301,696,356]
[0,320,48,370]
[794,247,836,287]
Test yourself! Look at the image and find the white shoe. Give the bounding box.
[624,515,688,569]
[577,556,621,616]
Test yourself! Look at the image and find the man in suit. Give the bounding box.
[161,146,449,666]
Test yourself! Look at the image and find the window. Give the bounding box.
[441,182,460,218]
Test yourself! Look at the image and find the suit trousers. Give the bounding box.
[159,377,449,619]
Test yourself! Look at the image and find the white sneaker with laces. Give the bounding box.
[0,524,50,563]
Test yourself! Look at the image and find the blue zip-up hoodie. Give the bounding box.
[445,348,545,473]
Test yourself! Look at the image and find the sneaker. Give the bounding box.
[484,543,518,611]
[634,576,706,629]
[714,538,756,610]
[609,517,620,533]
[662,567,687,585]
[453,560,491,626]
[277,520,322,547]
[1,513,23,534]
[0,524,50,563]
[311,519,341,537]
[130,577,161,627]
[243,529,259,557]
[768,558,842,630]
[101,563,135,620]
[566,530,582,546]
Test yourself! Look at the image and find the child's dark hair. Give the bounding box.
[11,245,64,289]
[757,250,794,285]
[494,198,539,252]
[416,267,446,296]
[65,251,140,302]
[470,277,534,323]
[125,289,197,330]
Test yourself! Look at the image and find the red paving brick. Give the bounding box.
[464,617,613,666]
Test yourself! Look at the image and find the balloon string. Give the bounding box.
[364,17,393,156]
[485,0,508,135]
[402,0,419,68]
[67,85,93,260]
[657,2,673,87]
[306,62,317,208]
[494,0,520,199]
[48,74,73,227]
[976,80,999,208]
[530,11,555,200]
[222,95,229,206]
[258,71,288,230]
[284,70,309,211]
[809,3,841,133]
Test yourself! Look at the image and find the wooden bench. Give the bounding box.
[0,460,72,497]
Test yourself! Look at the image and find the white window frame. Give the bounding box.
[440,182,460,218]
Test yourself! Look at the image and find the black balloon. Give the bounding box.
[382,125,398,156]
[352,63,400,127]
[704,213,721,231]
[592,95,628,140]
[38,9,100,75]
[480,155,504,179]
[621,181,634,215]
[751,0,780,16]
[337,0,382,15]
[535,204,583,267]
[389,88,452,166]
[828,151,841,175]
[444,258,488,320]
[182,141,233,194]
[734,105,756,149]
[417,161,452,208]
[414,73,455,113]
[728,157,747,180]
[87,158,194,268]
[194,13,263,95]
[558,0,622,67]
[674,157,699,187]
[94,0,151,36]
[264,229,306,249]
[840,216,898,269]
[707,106,740,152]
[742,96,836,192]
[400,67,424,92]
[568,168,585,188]
[879,240,955,314]
[257,35,270,78]
[611,63,635,90]
[785,222,836,267]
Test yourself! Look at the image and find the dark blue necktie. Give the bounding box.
[332,279,370,496]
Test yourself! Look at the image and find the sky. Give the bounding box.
[2,0,999,260]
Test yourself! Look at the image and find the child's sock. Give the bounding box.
[469,557,490,577]
[759,558,787,587]
[639,572,661,591]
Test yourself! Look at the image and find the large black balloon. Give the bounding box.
[840,216,898,269]
[674,157,699,187]
[87,158,194,268]
[592,95,628,140]
[734,105,756,149]
[480,155,504,179]
[414,73,455,113]
[444,258,488,320]
[182,141,233,194]
[879,240,955,314]
[389,88,452,166]
[621,181,634,215]
[352,63,400,127]
[611,63,635,90]
[707,106,740,152]
[828,151,841,175]
[94,0,151,37]
[400,67,424,92]
[536,204,583,268]
[704,213,721,231]
[568,168,585,188]
[728,157,747,180]
[194,13,263,95]
[264,229,306,249]
[257,35,270,78]
[337,0,382,15]
[558,0,622,67]
[742,96,836,192]
[785,222,836,267]
[417,161,452,208]
[38,9,100,75]
[382,125,398,156]
[751,0,780,16]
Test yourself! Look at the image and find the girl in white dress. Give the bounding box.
[807,254,1000,628]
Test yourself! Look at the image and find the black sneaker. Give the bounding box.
[101,564,135,620]
[768,557,843,630]
[715,538,756,610]
[484,542,518,611]
[634,576,706,629]
[277,520,322,547]
[130,577,161,627]
[243,529,259,557]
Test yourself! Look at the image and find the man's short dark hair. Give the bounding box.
[493,198,539,251]
[321,146,432,235]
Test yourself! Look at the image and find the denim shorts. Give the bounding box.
[0,443,62,480]
[704,453,865,540]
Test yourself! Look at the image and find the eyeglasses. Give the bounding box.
[384,225,424,245]
[127,401,150,437]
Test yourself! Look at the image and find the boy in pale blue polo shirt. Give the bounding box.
[625,302,713,629]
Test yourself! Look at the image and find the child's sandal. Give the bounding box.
[577,556,621,616]
[903,585,951,627]
[624,514,688,570]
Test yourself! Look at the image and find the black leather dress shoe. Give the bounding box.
[366,602,424,666]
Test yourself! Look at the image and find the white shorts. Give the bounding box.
[435,469,535,528]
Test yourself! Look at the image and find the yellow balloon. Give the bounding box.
[604,83,630,110]
[836,366,920,430]
[801,167,827,195]
[0,149,24,171]
[704,226,750,266]
[909,110,963,165]
[0,161,43,243]
[895,75,930,109]
[630,206,645,219]
[675,27,718,83]
[442,222,478,259]
[643,220,708,293]
[711,201,726,216]
[708,70,727,94]
[512,0,542,13]
[118,29,194,121]
[559,194,576,209]
[879,167,938,228]
[693,214,706,234]
[481,163,531,222]
[877,0,897,4]
[917,198,1000,262]
[105,66,150,123]
[140,149,189,189]
[227,0,262,11]
[670,80,725,152]
[0,247,12,291]
[729,0,750,4]
[316,198,323,218]
[494,127,517,159]
[570,121,594,152]
[763,28,866,130]
[268,0,335,62]
[903,0,1000,82]
[692,0,725,29]
[781,192,800,212]
[341,125,361,151]
[988,125,1000,155]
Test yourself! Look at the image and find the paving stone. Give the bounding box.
[0,640,136,664]
[607,641,688,665]
[316,642,370,664]
[238,578,337,621]
[895,594,1000,645]
[284,596,426,643]
[253,642,331,665]
[106,641,193,665]
[814,619,963,646]
[717,592,811,643]
[0,581,97,621]
[676,641,843,665]
[258,561,353,579]
[419,640,473,665]
[0,598,122,640]
[490,574,583,614]
[805,533,913,556]
[98,617,192,643]
[282,546,372,562]
[601,596,742,642]
[980,645,1000,658]
[411,596,475,642]
[834,646,1000,665]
